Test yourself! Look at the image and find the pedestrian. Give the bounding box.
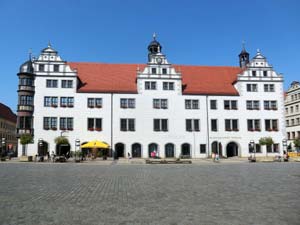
[128,152,132,159]
[47,151,50,162]
[51,151,55,163]
[212,152,216,162]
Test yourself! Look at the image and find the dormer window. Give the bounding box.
[54,65,59,72]
[39,64,45,71]
[152,68,157,74]
[263,71,268,77]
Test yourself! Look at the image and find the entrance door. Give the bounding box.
[132,143,141,158]
[226,142,239,157]
[148,143,158,157]
[115,143,125,158]
[165,143,175,158]
[181,143,191,158]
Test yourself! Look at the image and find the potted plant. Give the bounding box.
[259,137,274,157]
[20,133,33,161]
[294,138,300,151]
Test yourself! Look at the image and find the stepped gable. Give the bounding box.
[68,62,241,95]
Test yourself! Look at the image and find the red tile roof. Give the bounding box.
[0,103,17,123]
[68,62,242,95]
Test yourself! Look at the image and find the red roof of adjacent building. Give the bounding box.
[68,62,242,96]
[0,103,17,123]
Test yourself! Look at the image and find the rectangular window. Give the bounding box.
[264,101,277,110]
[163,82,174,90]
[20,95,33,105]
[43,117,50,130]
[211,119,218,131]
[263,71,268,77]
[186,119,200,132]
[46,79,58,88]
[224,100,238,110]
[162,68,167,75]
[247,119,261,131]
[246,100,260,110]
[225,119,239,131]
[200,144,206,154]
[265,119,278,131]
[44,97,51,107]
[54,65,59,72]
[51,97,57,106]
[145,81,156,90]
[252,71,256,76]
[88,118,94,130]
[210,100,217,110]
[87,98,102,108]
[185,99,199,109]
[154,119,168,132]
[43,117,57,130]
[60,117,73,130]
[152,68,157,74]
[60,97,67,107]
[247,84,258,92]
[61,80,73,88]
[264,84,275,92]
[39,64,45,71]
[151,82,156,90]
[153,99,168,109]
[120,119,135,131]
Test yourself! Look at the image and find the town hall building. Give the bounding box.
[17,36,285,158]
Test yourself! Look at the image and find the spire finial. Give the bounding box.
[257,48,261,54]
[28,48,32,60]
[153,33,156,40]
[48,41,51,48]
[242,40,245,50]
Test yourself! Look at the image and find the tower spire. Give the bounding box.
[238,41,249,68]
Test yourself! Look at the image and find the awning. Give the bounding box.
[81,140,110,149]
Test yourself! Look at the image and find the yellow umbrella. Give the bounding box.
[81,140,110,149]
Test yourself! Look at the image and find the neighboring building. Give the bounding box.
[285,81,300,149]
[0,103,17,155]
[16,36,285,158]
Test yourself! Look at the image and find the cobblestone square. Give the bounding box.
[0,162,299,225]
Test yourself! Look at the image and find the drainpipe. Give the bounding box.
[111,93,114,159]
[206,95,210,158]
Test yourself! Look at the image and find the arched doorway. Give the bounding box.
[181,143,191,158]
[115,143,125,158]
[211,141,223,157]
[165,143,175,158]
[148,143,158,157]
[56,143,70,157]
[211,141,218,154]
[132,143,142,158]
[226,142,239,157]
[38,141,48,156]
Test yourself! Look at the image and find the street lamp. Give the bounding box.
[1,137,6,157]
[250,140,256,162]
[38,138,44,162]
[75,139,80,162]
[282,138,287,156]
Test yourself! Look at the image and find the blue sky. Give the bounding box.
[1,0,299,111]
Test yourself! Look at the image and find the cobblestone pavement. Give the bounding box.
[0,162,299,225]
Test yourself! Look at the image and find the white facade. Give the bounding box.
[285,81,300,149]
[17,41,286,158]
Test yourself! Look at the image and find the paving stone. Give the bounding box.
[0,163,299,225]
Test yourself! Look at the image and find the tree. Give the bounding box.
[20,134,33,156]
[54,136,69,145]
[294,138,300,149]
[259,137,274,156]
[259,137,274,146]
